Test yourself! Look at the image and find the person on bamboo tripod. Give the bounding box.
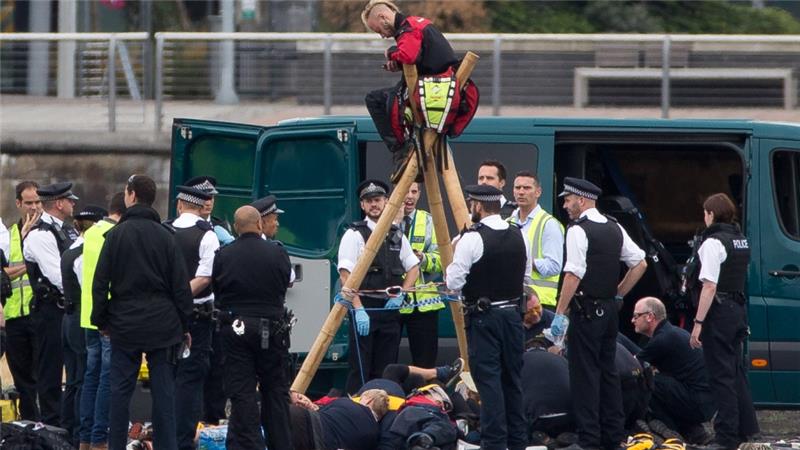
[689,193,759,450]
[446,184,531,450]
[362,0,458,177]
[338,179,420,394]
[398,182,442,368]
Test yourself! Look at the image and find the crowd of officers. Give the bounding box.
[0,159,759,450]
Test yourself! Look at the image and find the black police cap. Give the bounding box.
[558,177,602,200]
[184,175,219,195]
[176,185,213,206]
[250,195,284,217]
[357,179,390,200]
[75,205,107,222]
[464,184,503,202]
[37,182,79,201]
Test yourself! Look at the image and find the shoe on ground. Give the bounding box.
[555,432,579,447]
[624,433,657,450]
[649,419,684,442]
[659,438,686,450]
[530,430,554,447]
[439,357,464,387]
[684,423,714,445]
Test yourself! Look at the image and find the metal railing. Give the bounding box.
[0,32,149,132]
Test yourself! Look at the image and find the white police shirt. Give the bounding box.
[0,218,10,258]
[563,208,645,279]
[337,217,419,275]
[697,238,727,284]
[23,211,66,292]
[446,214,533,292]
[71,237,84,288]
[173,212,219,304]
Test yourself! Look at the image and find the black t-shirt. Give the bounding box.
[636,320,710,392]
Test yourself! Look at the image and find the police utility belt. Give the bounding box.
[218,307,296,350]
[571,293,613,320]
[714,291,745,306]
[463,296,523,315]
[193,301,217,321]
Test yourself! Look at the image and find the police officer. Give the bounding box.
[24,181,80,426]
[445,184,530,450]
[477,159,517,219]
[251,195,297,284]
[212,205,294,450]
[170,185,220,450]
[398,182,442,368]
[551,177,647,450]
[4,181,42,420]
[185,175,235,245]
[509,171,564,310]
[60,205,105,446]
[689,193,759,450]
[338,180,420,394]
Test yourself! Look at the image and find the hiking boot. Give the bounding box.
[648,419,684,441]
[436,357,464,387]
[624,433,657,450]
[390,141,416,184]
[658,438,686,450]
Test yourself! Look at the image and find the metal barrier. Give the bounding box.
[0,32,149,132]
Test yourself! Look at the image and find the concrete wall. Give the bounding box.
[1,149,171,224]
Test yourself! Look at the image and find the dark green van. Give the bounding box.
[170,116,800,406]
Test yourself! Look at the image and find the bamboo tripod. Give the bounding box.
[291,52,480,394]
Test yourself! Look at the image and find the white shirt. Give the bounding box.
[173,212,219,303]
[70,237,84,287]
[446,214,533,291]
[563,208,645,279]
[337,217,419,274]
[261,234,297,283]
[23,211,66,292]
[510,205,565,278]
[0,218,10,258]
[697,238,727,284]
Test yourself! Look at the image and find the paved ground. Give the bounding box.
[2,95,799,151]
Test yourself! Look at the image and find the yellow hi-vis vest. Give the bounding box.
[81,219,115,329]
[4,223,34,320]
[400,209,444,314]
[510,208,563,307]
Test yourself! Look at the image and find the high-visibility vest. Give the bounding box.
[400,209,444,314]
[81,219,115,329]
[510,208,563,307]
[4,223,33,320]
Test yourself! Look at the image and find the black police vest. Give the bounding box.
[174,220,213,299]
[26,219,76,299]
[573,216,623,299]
[462,223,527,302]
[351,221,405,294]
[61,243,83,311]
[700,223,750,293]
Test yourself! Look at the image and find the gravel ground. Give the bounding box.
[756,410,800,441]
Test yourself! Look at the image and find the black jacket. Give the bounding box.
[91,204,193,350]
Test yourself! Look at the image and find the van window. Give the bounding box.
[189,136,256,188]
[772,150,800,240]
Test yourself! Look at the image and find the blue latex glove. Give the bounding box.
[551,313,568,337]
[442,293,461,303]
[354,308,370,336]
[334,293,351,308]
[213,225,235,245]
[385,293,405,310]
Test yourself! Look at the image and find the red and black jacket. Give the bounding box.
[387,14,458,76]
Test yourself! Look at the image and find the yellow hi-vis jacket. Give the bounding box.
[4,223,33,320]
[401,209,444,314]
[81,219,115,329]
[509,208,563,307]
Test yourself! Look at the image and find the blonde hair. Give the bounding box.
[361,0,400,29]
[359,389,389,419]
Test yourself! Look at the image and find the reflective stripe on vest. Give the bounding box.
[511,208,562,307]
[4,223,34,320]
[401,209,444,314]
[81,220,115,329]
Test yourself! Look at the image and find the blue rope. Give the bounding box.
[349,307,367,386]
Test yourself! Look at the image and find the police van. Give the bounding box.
[169,116,800,406]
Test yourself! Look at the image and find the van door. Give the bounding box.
[759,139,800,405]
[258,125,357,353]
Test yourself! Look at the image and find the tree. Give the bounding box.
[319,0,489,32]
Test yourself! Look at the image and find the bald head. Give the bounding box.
[234,205,262,235]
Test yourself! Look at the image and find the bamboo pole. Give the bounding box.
[291,154,420,394]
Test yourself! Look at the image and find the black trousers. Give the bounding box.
[62,311,86,445]
[567,299,625,450]
[345,309,401,394]
[32,299,64,426]
[466,307,527,450]
[701,298,759,448]
[649,373,715,433]
[203,327,227,424]
[222,316,293,450]
[175,317,213,450]
[5,315,40,420]
[399,308,439,368]
[365,83,403,152]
